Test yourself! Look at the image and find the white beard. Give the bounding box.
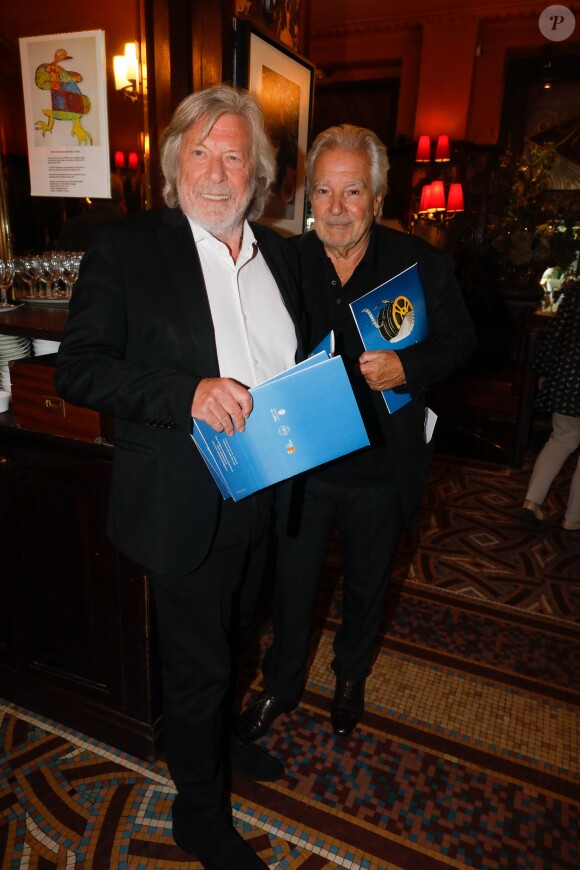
[178,182,255,241]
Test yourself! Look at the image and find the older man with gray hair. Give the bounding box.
[237,123,477,745]
[55,84,305,869]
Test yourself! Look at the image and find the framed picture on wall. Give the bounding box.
[19,30,111,199]
[235,20,314,237]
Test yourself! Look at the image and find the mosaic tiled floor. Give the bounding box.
[1,452,579,868]
[400,453,580,619]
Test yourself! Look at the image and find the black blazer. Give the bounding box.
[55,207,305,574]
[291,223,477,524]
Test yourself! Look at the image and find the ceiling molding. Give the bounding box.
[310,3,556,39]
[311,19,419,39]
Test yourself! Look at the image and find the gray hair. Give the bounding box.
[160,84,277,221]
[306,124,389,203]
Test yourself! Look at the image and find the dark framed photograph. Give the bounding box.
[235,20,314,237]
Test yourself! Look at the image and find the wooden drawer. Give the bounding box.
[10,354,112,443]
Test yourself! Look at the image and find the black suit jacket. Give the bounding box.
[55,207,305,574]
[291,223,477,524]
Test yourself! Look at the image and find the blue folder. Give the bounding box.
[193,353,369,501]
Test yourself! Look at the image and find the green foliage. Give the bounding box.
[484,141,578,280]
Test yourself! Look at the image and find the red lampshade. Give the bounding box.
[418,184,431,213]
[428,180,445,211]
[114,150,126,169]
[446,182,464,213]
[434,134,450,162]
[415,135,431,162]
[128,151,139,170]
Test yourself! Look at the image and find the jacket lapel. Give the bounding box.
[156,211,305,373]
[292,233,331,349]
[157,208,220,376]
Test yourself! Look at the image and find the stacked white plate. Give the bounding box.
[0,333,31,393]
[32,339,61,356]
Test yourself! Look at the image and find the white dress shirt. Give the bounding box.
[187,218,297,387]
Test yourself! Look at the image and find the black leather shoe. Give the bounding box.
[230,735,284,781]
[519,506,543,527]
[331,678,365,736]
[173,820,266,868]
[236,692,296,743]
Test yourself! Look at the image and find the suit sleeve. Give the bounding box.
[54,226,200,435]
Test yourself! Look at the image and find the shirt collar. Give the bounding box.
[185,216,256,254]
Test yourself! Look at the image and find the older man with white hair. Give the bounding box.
[55,84,305,870]
[238,124,477,745]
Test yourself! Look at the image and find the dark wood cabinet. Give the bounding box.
[0,307,162,760]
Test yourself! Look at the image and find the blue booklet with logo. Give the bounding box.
[309,330,335,358]
[349,262,428,413]
[193,353,369,501]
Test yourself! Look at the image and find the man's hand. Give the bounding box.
[192,378,253,435]
[356,350,406,391]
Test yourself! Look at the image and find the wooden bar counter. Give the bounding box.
[0,303,68,340]
[0,303,162,760]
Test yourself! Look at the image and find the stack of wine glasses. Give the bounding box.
[12,252,84,303]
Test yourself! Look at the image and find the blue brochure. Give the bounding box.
[349,262,428,413]
[193,354,369,501]
[309,330,335,358]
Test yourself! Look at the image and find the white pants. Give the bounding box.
[526,412,580,523]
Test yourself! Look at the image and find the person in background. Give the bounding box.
[237,123,477,744]
[521,276,580,531]
[54,84,305,870]
[54,172,128,251]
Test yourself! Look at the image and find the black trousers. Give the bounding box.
[263,473,404,703]
[149,490,271,832]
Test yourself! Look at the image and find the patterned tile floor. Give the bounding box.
[1,451,579,868]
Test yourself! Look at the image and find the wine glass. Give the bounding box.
[0,258,16,308]
[40,252,64,298]
[61,251,83,298]
[15,254,40,298]
[38,254,52,297]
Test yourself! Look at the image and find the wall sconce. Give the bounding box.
[413,134,461,226]
[417,181,464,222]
[112,151,140,171]
[415,134,451,163]
[113,42,140,103]
[415,135,431,162]
[434,135,450,162]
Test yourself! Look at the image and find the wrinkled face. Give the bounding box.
[310,148,382,253]
[177,113,255,238]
